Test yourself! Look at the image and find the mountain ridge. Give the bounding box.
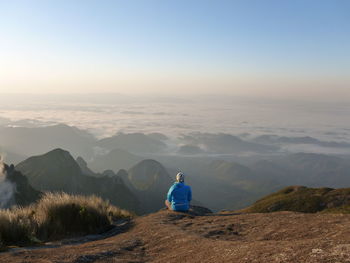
[15,148,140,212]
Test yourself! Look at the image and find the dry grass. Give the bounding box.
[0,207,34,246]
[0,193,133,247]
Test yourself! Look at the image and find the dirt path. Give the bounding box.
[1,210,350,263]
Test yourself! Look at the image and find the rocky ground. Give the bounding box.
[1,207,350,263]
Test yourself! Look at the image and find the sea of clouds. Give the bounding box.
[0,94,349,143]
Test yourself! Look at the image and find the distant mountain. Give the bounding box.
[97,132,167,154]
[0,163,41,208]
[244,186,350,213]
[277,153,350,188]
[147,154,282,211]
[250,159,293,184]
[147,132,168,141]
[0,147,27,165]
[183,153,350,212]
[177,145,205,155]
[126,159,173,213]
[0,124,96,159]
[180,133,278,154]
[209,160,254,180]
[254,134,350,148]
[89,148,142,173]
[128,159,172,191]
[183,159,282,211]
[16,148,83,191]
[207,160,280,194]
[15,149,139,213]
[246,153,350,189]
[187,174,254,211]
[76,156,96,176]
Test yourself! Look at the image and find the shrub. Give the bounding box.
[0,193,132,247]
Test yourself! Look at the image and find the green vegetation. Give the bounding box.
[323,205,350,214]
[244,186,350,214]
[0,193,132,248]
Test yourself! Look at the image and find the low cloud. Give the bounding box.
[0,158,16,209]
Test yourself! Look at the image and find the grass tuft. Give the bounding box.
[0,207,34,246]
[0,192,132,248]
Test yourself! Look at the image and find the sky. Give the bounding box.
[0,0,349,99]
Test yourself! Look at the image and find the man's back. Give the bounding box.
[167,182,192,211]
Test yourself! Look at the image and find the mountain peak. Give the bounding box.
[133,159,165,169]
[15,149,82,191]
[37,148,79,168]
[128,159,171,189]
[46,148,70,156]
[127,159,173,213]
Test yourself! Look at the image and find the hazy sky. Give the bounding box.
[0,0,349,99]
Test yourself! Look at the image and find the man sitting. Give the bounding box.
[165,172,192,212]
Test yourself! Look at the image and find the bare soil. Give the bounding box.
[1,208,350,263]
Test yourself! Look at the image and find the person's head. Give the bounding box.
[176,172,185,183]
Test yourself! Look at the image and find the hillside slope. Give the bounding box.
[1,208,350,263]
[243,186,350,213]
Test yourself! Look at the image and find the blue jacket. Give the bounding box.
[167,182,192,211]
